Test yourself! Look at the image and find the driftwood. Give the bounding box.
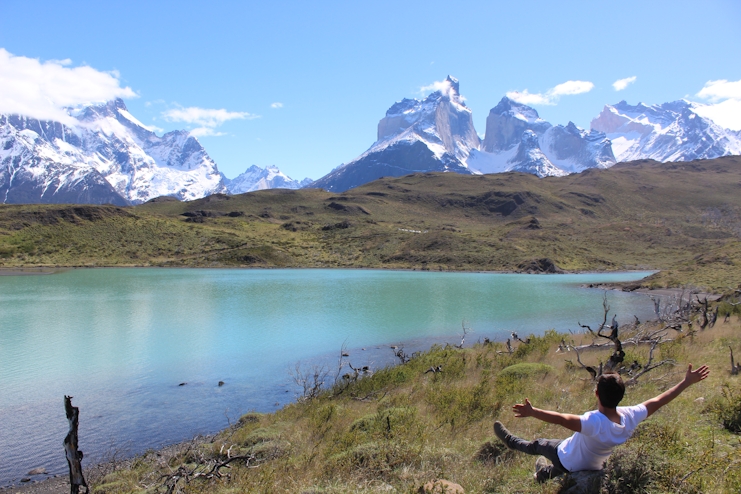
[63,396,89,494]
[160,451,257,494]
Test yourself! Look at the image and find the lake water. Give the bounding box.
[0,268,657,485]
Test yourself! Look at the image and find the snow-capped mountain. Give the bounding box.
[468,97,615,177]
[224,165,312,194]
[509,130,567,177]
[311,76,480,192]
[0,99,226,205]
[591,100,741,162]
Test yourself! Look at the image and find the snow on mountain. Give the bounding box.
[224,165,312,194]
[591,100,741,162]
[311,76,480,192]
[509,130,567,177]
[470,97,615,177]
[0,98,227,205]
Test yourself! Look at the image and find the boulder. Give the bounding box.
[418,479,464,493]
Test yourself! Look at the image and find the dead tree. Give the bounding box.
[392,345,410,364]
[697,296,710,330]
[651,288,697,331]
[63,396,89,494]
[577,295,625,374]
[511,332,531,345]
[570,294,676,383]
[290,363,329,401]
[625,337,675,385]
[496,338,514,355]
[454,321,472,349]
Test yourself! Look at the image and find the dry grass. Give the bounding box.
[91,315,741,493]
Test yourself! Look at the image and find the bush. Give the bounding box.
[602,446,665,494]
[498,362,554,380]
[708,382,741,433]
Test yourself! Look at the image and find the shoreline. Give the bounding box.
[0,270,675,489]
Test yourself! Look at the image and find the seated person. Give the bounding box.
[494,364,709,481]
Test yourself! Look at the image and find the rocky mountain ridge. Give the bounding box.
[223,165,312,194]
[0,99,227,205]
[311,77,741,192]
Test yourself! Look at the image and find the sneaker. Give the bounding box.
[493,421,515,449]
[534,456,552,483]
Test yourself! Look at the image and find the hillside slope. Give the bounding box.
[1,156,740,290]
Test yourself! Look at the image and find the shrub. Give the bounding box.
[602,445,665,494]
[498,362,554,380]
[475,440,513,465]
[708,382,741,433]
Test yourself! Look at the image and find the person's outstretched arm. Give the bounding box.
[513,398,582,432]
[642,364,710,417]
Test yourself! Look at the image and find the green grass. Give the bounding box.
[1,157,741,290]
[90,316,741,493]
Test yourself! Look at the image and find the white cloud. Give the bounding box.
[0,48,137,125]
[613,76,637,91]
[420,78,464,100]
[694,78,741,130]
[696,79,741,102]
[189,127,227,137]
[270,102,283,109]
[505,89,552,106]
[506,80,594,106]
[162,106,259,137]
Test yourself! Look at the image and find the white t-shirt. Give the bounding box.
[557,404,648,471]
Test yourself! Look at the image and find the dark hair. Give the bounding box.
[597,373,625,408]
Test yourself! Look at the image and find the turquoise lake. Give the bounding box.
[0,268,658,485]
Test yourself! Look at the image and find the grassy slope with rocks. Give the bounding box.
[0,156,740,290]
[90,315,741,493]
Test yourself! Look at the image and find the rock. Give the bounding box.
[178,382,187,386]
[516,258,565,274]
[418,479,464,493]
[21,477,31,482]
[27,467,46,475]
[218,381,225,386]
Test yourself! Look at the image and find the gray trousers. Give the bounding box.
[508,436,569,480]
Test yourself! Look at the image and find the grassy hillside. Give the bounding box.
[1,156,741,290]
[89,315,741,493]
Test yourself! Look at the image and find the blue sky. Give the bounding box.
[1,0,740,181]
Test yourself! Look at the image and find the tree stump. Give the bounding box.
[63,396,89,494]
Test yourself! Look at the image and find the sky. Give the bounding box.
[1,0,740,181]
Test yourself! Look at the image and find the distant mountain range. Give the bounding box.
[0,99,310,205]
[2,77,740,203]
[223,165,312,194]
[313,76,741,192]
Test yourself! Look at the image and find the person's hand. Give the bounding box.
[685,364,710,385]
[513,398,534,418]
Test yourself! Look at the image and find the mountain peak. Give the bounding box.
[445,75,460,95]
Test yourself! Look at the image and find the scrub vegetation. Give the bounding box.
[1,156,741,291]
[88,310,741,493]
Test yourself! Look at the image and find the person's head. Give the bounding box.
[595,373,625,408]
